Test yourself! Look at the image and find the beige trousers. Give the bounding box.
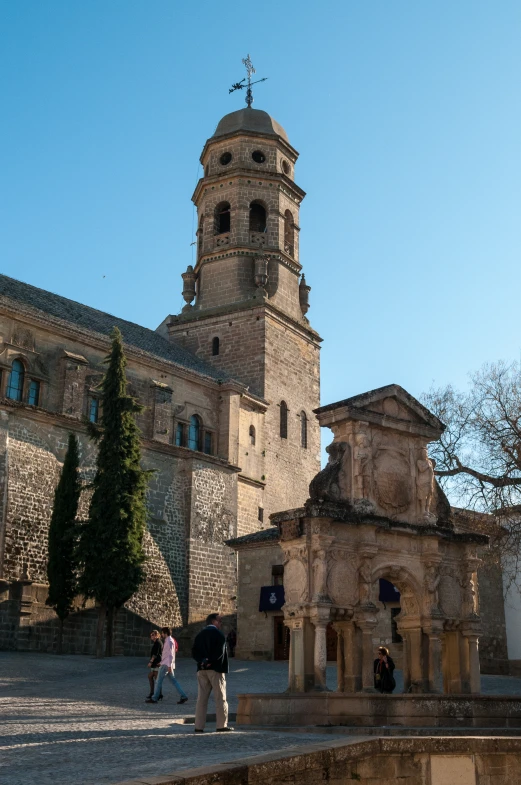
[195,670,228,730]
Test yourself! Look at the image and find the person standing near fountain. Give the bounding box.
[374,647,396,693]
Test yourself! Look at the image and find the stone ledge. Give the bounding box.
[112,735,521,785]
[237,693,521,728]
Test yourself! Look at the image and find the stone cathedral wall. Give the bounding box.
[0,409,238,656]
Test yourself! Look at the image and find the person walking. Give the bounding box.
[192,613,233,733]
[147,630,163,700]
[145,627,188,704]
[373,646,396,693]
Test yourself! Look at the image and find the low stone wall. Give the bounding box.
[115,737,521,785]
[237,693,521,729]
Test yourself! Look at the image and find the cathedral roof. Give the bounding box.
[0,274,230,382]
[226,527,279,548]
[211,108,288,142]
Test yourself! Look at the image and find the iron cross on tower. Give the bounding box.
[229,55,267,108]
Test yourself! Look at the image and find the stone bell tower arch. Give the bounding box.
[163,107,322,520]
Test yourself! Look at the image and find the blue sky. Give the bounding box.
[2,1,521,415]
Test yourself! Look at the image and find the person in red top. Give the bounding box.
[145,627,188,704]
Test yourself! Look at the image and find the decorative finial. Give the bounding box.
[229,55,268,108]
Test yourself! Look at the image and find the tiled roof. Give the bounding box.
[226,527,279,548]
[0,274,231,382]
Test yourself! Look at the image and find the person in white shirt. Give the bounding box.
[145,627,188,704]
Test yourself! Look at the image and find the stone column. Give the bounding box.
[333,623,345,691]
[357,618,377,692]
[427,633,443,693]
[287,619,305,692]
[459,632,471,694]
[312,620,329,690]
[467,634,481,694]
[344,621,362,692]
[402,633,411,693]
[407,628,424,693]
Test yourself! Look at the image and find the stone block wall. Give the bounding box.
[235,540,284,660]
[237,478,264,538]
[169,307,267,398]
[263,315,320,516]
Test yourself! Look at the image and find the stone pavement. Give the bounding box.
[2,653,521,785]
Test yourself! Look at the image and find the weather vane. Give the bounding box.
[229,55,267,108]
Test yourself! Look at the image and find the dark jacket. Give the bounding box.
[149,639,162,667]
[192,625,229,673]
[373,656,396,693]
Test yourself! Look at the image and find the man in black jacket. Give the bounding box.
[192,613,233,733]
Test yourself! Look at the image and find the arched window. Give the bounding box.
[88,397,99,424]
[175,422,185,447]
[188,414,202,451]
[6,359,24,401]
[300,411,308,449]
[212,337,220,356]
[249,201,267,233]
[284,210,294,256]
[28,380,40,407]
[204,432,213,455]
[249,425,256,446]
[280,400,288,439]
[214,202,230,235]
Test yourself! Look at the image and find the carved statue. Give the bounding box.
[460,570,477,616]
[354,433,372,499]
[424,564,440,607]
[312,548,328,600]
[416,449,435,518]
[358,558,374,605]
[309,442,348,502]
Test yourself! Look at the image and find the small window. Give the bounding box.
[89,397,99,424]
[28,380,40,406]
[220,152,232,165]
[252,150,266,164]
[258,506,264,523]
[204,431,213,455]
[188,414,201,451]
[280,400,288,439]
[214,202,231,235]
[175,422,185,447]
[272,564,284,586]
[212,337,220,356]
[300,411,308,449]
[249,201,267,233]
[249,425,256,446]
[281,159,290,175]
[6,359,25,402]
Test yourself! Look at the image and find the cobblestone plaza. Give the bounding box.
[2,653,521,785]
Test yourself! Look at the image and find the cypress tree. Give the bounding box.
[78,327,149,657]
[46,433,81,653]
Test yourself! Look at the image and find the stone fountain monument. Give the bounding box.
[237,385,521,729]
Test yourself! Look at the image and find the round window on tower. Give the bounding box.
[252,150,266,164]
[220,152,232,166]
[281,159,290,175]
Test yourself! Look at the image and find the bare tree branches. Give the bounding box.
[422,361,521,577]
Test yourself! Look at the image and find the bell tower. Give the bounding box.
[164,104,321,525]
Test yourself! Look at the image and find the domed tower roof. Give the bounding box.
[211,108,288,142]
